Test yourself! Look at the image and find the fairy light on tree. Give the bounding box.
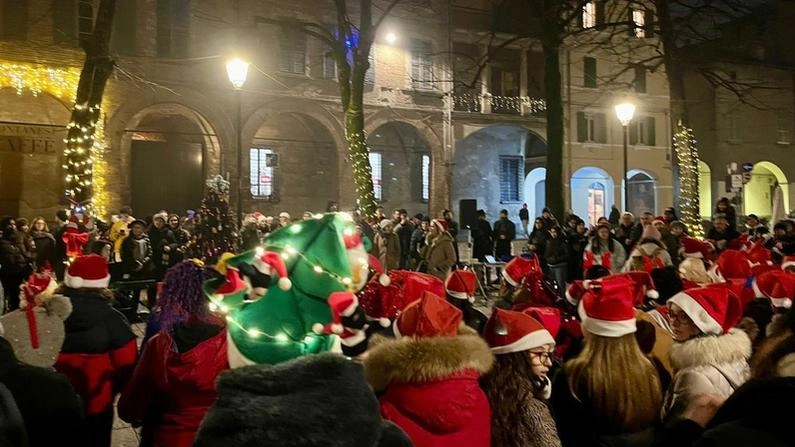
[673,122,704,238]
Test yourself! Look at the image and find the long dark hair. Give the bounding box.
[158,260,213,331]
[482,351,547,447]
[590,231,615,253]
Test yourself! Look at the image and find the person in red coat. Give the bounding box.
[119,260,228,447]
[54,254,138,447]
[363,291,494,447]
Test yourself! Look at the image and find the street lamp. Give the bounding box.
[226,58,249,229]
[385,31,397,44]
[615,102,636,212]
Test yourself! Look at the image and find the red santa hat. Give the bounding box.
[523,306,562,339]
[252,250,292,290]
[611,271,660,306]
[680,237,713,260]
[502,256,540,287]
[745,241,772,266]
[393,291,462,338]
[64,254,110,289]
[213,267,247,297]
[667,286,742,335]
[565,280,586,306]
[357,271,445,320]
[782,256,795,272]
[484,308,555,355]
[711,249,751,281]
[652,216,666,226]
[430,218,449,233]
[445,270,477,302]
[312,292,360,335]
[752,270,795,309]
[578,275,637,337]
[367,254,391,286]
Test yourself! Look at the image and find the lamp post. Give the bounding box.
[615,102,636,212]
[226,58,249,228]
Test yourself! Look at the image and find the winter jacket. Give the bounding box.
[584,238,627,274]
[0,337,86,447]
[375,230,401,271]
[30,230,55,270]
[661,329,751,422]
[54,289,137,415]
[471,219,494,261]
[364,328,494,447]
[194,353,413,447]
[0,233,31,277]
[422,232,456,280]
[623,241,673,272]
[120,234,154,277]
[635,309,674,376]
[119,321,228,447]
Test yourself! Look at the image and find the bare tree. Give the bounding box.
[257,0,401,220]
[64,0,118,212]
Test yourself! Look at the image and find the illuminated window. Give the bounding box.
[369,152,383,200]
[582,2,596,29]
[633,9,646,38]
[421,154,430,201]
[587,182,606,226]
[250,148,277,198]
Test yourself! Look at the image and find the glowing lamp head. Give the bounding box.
[226,58,249,90]
[385,31,397,44]
[614,102,636,126]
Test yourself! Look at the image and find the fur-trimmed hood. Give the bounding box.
[669,328,751,371]
[194,353,412,447]
[364,332,493,392]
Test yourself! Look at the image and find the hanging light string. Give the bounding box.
[673,122,704,238]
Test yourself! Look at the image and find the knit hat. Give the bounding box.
[153,211,168,223]
[379,219,393,230]
[484,308,555,355]
[782,256,795,271]
[641,224,662,241]
[711,249,751,281]
[393,291,462,338]
[667,286,743,335]
[502,256,540,287]
[681,237,713,259]
[64,254,110,289]
[752,270,795,309]
[445,270,477,302]
[523,306,562,339]
[578,275,637,337]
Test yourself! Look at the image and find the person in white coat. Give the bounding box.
[662,285,751,422]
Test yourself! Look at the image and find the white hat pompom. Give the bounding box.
[379,273,391,286]
[278,277,292,291]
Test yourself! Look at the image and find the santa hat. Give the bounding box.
[782,256,795,271]
[251,250,292,290]
[63,254,110,289]
[678,257,711,286]
[484,308,555,355]
[565,280,586,306]
[752,270,795,309]
[652,216,666,226]
[393,291,462,338]
[751,263,780,277]
[578,275,637,337]
[667,286,743,335]
[523,306,562,338]
[368,254,391,286]
[681,237,713,260]
[445,270,477,302]
[711,249,751,281]
[502,256,540,287]
[357,270,446,320]
[312,292,359,335]
[430,218,449,232]
[746,241,772,266]
[641,224,662,241]
[612,271,660,306]
[213,267,247,297]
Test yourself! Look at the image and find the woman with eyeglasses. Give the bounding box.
[662,285,751,422]
[482,308,561,447]
[551,275,663,446]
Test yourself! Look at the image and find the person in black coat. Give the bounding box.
[493,209,516,260]
[29,217,55,271]
[0,217,33,311]
[0,337,86,447]
[52,209,70,281]
[471,210,493,262]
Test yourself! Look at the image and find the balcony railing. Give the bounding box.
[452,92,546,116]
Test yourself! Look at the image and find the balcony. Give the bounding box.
[452,92,546,116]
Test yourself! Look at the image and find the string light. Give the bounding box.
[347,130,378,220]
[451,92,546,114]
[0,61,109,218]
[673,122,705,238]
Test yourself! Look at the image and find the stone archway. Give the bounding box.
[744,161,790,219]
[626,169,657,217]
[570,167,615,226]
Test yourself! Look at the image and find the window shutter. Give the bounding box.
[577,6,584,28]
[111,0,137,55]
[156,0,170,56]
[634,65,646,93]
[595,113,607,143]
[647,117,656,146]
[279,29,292,72]
[584,57,596,88]
[644,10,654,37]
[323,51,337,80]
[596,1,605,27]
[629,120,639,145]
[577,112,588,142]
[53,0,77,45]
[628,8,635,36]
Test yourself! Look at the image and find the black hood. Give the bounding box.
[194,353,412,447]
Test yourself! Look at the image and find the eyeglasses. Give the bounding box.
[529,351,557,364]
[667,310,694,325]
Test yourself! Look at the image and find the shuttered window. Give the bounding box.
[411,39,433,89]
[499,156,522,203]
[279,28,307,74]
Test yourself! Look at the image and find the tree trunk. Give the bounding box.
[64,0,117,211]
[345,46,378,221]
[541,22,565,219]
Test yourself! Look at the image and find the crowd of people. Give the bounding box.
[0,197,794,447]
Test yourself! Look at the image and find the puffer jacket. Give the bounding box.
[364,327,494,447]
[421,232,456,280]
[662,328,751,422]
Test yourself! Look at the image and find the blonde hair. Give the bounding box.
[31,216,49,232]
[566,333,662,432]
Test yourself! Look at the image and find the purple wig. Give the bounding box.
[157,260,211,332]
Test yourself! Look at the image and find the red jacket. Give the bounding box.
[54,290,137,415]
[364,331,493,447]
[118,322,228,447]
